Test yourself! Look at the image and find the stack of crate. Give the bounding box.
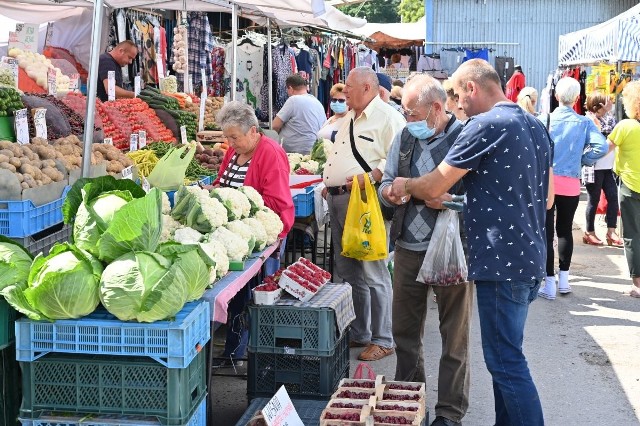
[1,299,20,426]
[15,300,211,426]
[247,302,350,400]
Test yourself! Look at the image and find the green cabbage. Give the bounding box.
[99,251,189,322]
[157,242,215,301]
[0,236,33,292]
[1,243,103,320]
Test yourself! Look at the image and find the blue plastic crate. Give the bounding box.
[247,329,350,400]
[293,185,314,218]
[247,304,339,356]
[165,175,214,208]
[16,300,210,368]
[0,186,70,238]
[18,395,206,426]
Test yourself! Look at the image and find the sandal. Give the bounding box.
[630,286,640,298]
[583,233,603,246]
[606,232,623,247]
[358,344,395,361]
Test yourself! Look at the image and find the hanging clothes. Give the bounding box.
[135,20,158,85]
[463,48,489,62]
[176,12,214,93]
[211,47,226,97]
[224,41,264,112]
[494,56,515,91]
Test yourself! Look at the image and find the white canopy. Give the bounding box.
[558,3,640,66]
[350,16,425,49]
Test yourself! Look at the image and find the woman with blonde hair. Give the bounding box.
[608,81,640,298]
[516,87,538,115]
[317,83,349,143]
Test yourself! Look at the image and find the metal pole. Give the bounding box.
[81,0,104,178]
[267,18,273,128]
[231,3,238,100]
[616,60,623,122]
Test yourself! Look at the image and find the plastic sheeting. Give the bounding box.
[350,16,426,49]
[558,3,640,65]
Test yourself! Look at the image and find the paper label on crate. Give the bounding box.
[134,75,141,97]
[283,347,296,355]
[69,73,80,92]
[121,166,133,180]
[47,69,57,96]
[198,92,206,132]
[14,108,29,145]
[34,108,47,139]
[138,130,147,148]
[104,137,113,145]
[180,125,188,144]
[129,133,138,152]
[261,386,304,426]
[142,176,150,193]
[107,71,116,101]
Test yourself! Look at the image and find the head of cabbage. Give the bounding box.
[1,243,103,321]
[0,236,33,292]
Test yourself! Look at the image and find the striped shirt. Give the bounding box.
[219,154,251,188]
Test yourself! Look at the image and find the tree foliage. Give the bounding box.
[338,0,400,23]
[398,0,425,23]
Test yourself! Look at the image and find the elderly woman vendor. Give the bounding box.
[211,101,294,367]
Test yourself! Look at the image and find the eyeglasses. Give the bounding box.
[331,98,346,103]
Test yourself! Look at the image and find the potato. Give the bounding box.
[20,182,29,190]
[15,173,23,183]
[0,154,10,164]
[9,157,21,168]
[0,163,16,173]
[0,149,13,158]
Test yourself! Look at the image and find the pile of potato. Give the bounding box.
[0,139,66,189]
[51,134,133,175]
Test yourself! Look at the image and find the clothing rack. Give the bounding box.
[440,46,496,52]
[125,7,165,19]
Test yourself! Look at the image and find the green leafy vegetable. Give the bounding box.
[0,236,33,292]
[157,242,215,301]
[1,243,103,320]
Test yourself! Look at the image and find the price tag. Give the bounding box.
[69,73,80,92]
[157,56,165,80]
[261,386,303,426]
[134,76,141,98]
[198,94,206,132]
[107,70,116,101]
[34,108,47,139]
[138,130,147,148]
[14,108,29,145]
[104,137,113,145]
[47,69,57,96]
[121,166,133,180]
[180,125,188,144]
[505,61,510,69]
[129,133,139,152]
[141,176,151,193]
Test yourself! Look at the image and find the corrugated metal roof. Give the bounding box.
[429,0,639,93]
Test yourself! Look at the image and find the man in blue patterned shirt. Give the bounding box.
[391,59,553,426]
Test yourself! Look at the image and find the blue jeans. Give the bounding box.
[475,280,544,426]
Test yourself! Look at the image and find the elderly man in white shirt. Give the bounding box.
[322,66,406,361]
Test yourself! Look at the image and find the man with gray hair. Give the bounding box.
[378,74,472,426]
[322,66,405,361]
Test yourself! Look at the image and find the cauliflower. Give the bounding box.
[225,220,256,253]
[199,238,229,279]
[161,192,172,214]
[238,185,264,215]
[297,159,319,174]
[160,214,183,243]
[174,227,203,244]
[172,185,228,232]
[254,207,284,245]
[208,226,250,261]
[242,217,267,251]
[211,187,251,221]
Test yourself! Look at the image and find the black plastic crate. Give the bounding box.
[1,343,20,426]
[247,329,349,400]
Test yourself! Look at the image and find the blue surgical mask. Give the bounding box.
[330,101,347,114]
[406,106,436,139]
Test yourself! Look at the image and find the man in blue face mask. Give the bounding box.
[377,74,472,426]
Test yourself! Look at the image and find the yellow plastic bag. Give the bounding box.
[341,174,388,261]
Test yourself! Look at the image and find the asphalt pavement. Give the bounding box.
[210,193,640,425]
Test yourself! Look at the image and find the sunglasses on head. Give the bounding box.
[331,98,346,103]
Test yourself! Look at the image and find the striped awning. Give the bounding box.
[559,3,640,65]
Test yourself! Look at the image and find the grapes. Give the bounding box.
[336,390,373,399]
[330,402,364,409]
[387,384,422,391]
[342,381,375,388]
[382,393,421,401]
[374,415,413,424]
[377,404,418,412]
[323,413,361,420]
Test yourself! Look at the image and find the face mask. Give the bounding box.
[406,106,436,139]
[330,101,347,114]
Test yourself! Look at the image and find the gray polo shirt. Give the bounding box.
[276,94,326,154]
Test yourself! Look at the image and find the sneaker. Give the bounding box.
[357,344,394,361]
[538,276,556,300]
[212,358,244,368]
[431,416,462,426]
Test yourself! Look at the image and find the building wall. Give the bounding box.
[428,0,639,93]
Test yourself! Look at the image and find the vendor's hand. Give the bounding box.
[384,185,409,206]
[390,177,410,198]
[425,193,453,210]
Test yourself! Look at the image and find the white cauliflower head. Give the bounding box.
[211,187,251,221]
[238,185,264,214]
[225,220,256,253]
[208,226,250,261]
[242,217,267,251]
[161,192,172,214]
[297,160,319,174]
[160,214,183,243]
[254,207,284,245]
[173,227,204,244]
[199,238,229,279]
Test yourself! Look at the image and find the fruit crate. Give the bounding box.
[0,298,17,351]
[20,350,206,425]
[292,185,314,218]
[18,395,206,426]
[247,329,349,400]
[11,223,71,257]
[235,398,329,426]
[1,343,21,426]
[248,304,339,356]
[16,300,210,368]
[0,186,70,238]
